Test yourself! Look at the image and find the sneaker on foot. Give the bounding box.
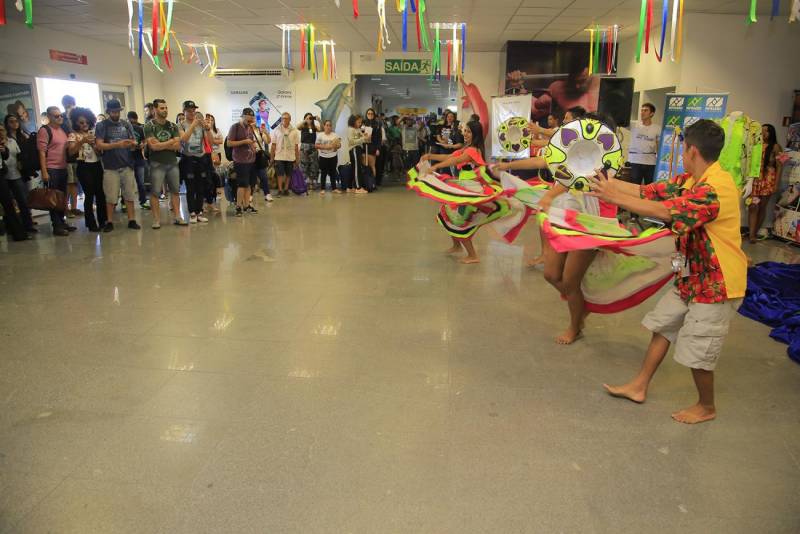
[128,220,141,230]
[103,222,114,233]
[245,205,258,213]
[197,214,209,223]
[173,218,188,226]
[189,214,198,224]
[152,221,161,230]
[266,194,274,202]
[235,207,243,217]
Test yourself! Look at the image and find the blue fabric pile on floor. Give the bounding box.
[738,262,800,364]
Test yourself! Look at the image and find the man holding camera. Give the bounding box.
[179,100,214,224]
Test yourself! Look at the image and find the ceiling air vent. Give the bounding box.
[214,68,287,77]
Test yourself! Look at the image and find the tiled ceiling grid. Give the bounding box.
[27,0,792,54]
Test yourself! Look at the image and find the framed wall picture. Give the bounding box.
[101,90,126,110]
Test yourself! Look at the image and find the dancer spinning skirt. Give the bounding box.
[410,121,517,264]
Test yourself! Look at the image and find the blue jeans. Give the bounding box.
[47,168,68,228]
[257,166,271,195]
[133,160,147,204]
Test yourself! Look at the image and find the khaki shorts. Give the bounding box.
[66,162,78,184]
[642,289,742,371]
[103,167,138,203]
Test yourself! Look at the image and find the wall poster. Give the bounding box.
[0,80,37,133]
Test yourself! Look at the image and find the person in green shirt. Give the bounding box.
[144,99,186,228]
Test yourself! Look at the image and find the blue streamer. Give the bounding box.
[461,23,466,73]
[137,0,144,59]
[402,6,408,51]
[600,28,606,68]
[410,0,416,13]
[657,0,668,60]
[287,30,292,69]
[771,0,780,19]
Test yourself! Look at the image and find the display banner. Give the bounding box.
[223,79,295,133]
[654,93,728,181]
[491,94,532,159]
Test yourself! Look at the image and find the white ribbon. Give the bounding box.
[127,0,135,55]
[670,0,679,61]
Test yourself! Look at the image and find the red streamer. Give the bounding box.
[446,40,452,80]
[606,27,612,73]
[300,27,306,70]
[151,0,159,54]
[353,0,359,18]
[645,0,652,53]
[0,1,6,26]
[415,9,421,50]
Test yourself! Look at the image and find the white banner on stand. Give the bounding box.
[491,94,532,160]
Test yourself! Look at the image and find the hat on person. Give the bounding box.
[182,100,198,110]
[105,98,123,112]
[241,108,255,116]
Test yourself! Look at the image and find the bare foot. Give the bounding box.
[555,326,582,345]
[603,382,646,404]
[671,403,716,424]
[526,255,544,267]
[458,256,480,264]
[444,246,462,254]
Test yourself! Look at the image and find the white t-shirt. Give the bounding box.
[628,121,661,166]
[4,137,21,180]
[316,132,340,158]
[68,132,99,163]
[270,125,301,162]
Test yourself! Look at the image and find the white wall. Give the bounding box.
[0,20,162,117]
[618,13,800,138]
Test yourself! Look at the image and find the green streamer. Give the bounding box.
[307,24,312,68]
[747,0,758,23]
[419,0,430,51]
[434,26,440,79]
[635,0,646,62]
[593,25,601,73]
[159,0,174,52]
[24,0,33,28]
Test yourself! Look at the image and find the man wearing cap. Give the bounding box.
[179,100,214,223]
[94,98,141,232]
[227,107,259,217]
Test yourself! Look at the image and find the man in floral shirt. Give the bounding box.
[588,119,747,424]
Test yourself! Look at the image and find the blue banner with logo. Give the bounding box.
[654,93,728,181]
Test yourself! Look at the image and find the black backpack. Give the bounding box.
[18,131,41,179]
[223,136,233,161]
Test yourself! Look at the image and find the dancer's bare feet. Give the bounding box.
[603,382,646,404]
[458,256,480,264]
[526,255,545,267]
[555,326,582,345]
[671,403,716,424]
[444,245,462,254]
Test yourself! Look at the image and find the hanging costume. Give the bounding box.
[717,112,763,191]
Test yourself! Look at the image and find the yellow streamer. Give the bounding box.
[676,0,684,61]
[211,44,219,75]
[322,43,328,80]
[171,32,185,62]
[588,28,594,72]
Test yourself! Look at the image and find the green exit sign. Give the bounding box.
[384,59,432,74]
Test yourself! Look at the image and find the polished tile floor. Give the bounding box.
[1,186,800,533]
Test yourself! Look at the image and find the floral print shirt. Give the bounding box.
[641,173,728,303]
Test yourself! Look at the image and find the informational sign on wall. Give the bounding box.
[49,49,88,65]
[654,93,728,181]
[223,80,295,132]
[384,59,432,75]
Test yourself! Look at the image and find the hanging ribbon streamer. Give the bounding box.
[0,1,6,26]
[142,32,164,72]
[593,25,601,73]
[772,0,780,19]
[309,25,315,73]
[281,27,286,69]
[402,3,408,51]
[748,0,758,23]
[23,0,31,27]
[211,44,218,75]
[127,0,135,54]
[599,26,605,74]
[415,4,422,49]
[418,0,429,50]
[172,33,185,63]
[353,0,359,18]
[151,0,159,55]
[410,0,416,12]
[331,42,337,78]
[377,0,391,51]
[676,0,684,60]
[791,0,800,22]
[612,25,618,73]
[636,0,646,62]
[644,0,653,54]
[452,26,458,79]
[434,26,440,79]
[322,43,328,80]
[446,37,451,80]
[137,0,143,59]
[300,26,306,70]
[461,23,466,74]
[160,0,174,52]
[669,0,679,61]
[606,27,612,74]
[588,27,594,73]
[653,0,668,61]
[287,29,292,69]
